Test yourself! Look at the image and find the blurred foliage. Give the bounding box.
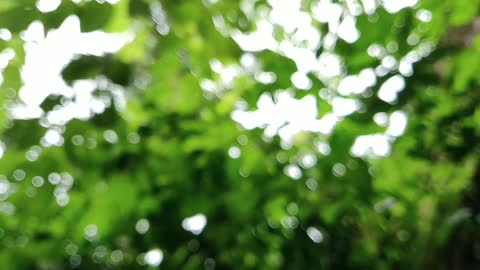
[0,0,479,269]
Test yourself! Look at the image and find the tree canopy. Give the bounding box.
[0,0,479,269]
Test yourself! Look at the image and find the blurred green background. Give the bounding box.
[0,0,479,269]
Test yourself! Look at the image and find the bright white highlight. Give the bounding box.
[36,0,61,13]
[373,112,388,126]
[338,16,360,43]
[285,164,302,180]
[312,1,343,33]
[351,134,391,157]
[331,97,360,117]
[11,15,131,125]
[232,19,277,52]
[386,111,408,137]
[416,9,432,23]
[306,227,324,243]
[144,249,163,266]
[135,219,150,234]
[291,72,312,90]
[182,214,207,235]
[362,0,378,15]
[378,75,405,103]
[382,0,418,13]
[232,92,338,143]
[228,146,241,159]
[0,141,5,159]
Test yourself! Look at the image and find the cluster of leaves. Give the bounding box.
[0,0,479,269]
